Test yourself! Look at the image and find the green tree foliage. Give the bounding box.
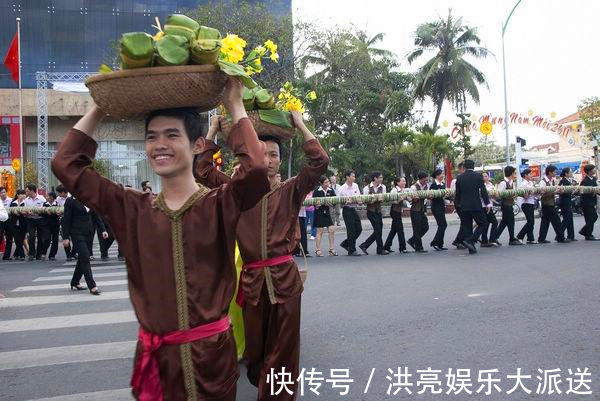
[186,0,293,91]
[24,162,37,188]
[578,97,600,141]
[407,10,491,129]
[91,159,109,177]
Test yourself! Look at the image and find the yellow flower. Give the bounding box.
[220,34,247,63]
[306,91,317,101]
[264,39,277,54]
[270,51,279,63]
[254,45,266,57]
[153,31,164,41]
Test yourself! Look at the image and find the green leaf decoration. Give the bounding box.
[217,59,257,88]
[258,109,293,128]
[163,14,200,42]
[155,34,190,66]
[119,32,154,69]
[190,38,222,64]
[197,25,222,40]
[255,88,275,109]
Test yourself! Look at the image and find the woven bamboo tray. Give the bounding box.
[85,65,228,120]
[247,110,295,140]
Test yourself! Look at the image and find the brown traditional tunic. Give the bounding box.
[51,118,270,401]
[196,138,329,401]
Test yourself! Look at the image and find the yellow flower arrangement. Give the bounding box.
[276,82,317,113]
[220,34,247,63]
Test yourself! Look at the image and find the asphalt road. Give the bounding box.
[0,215,598,401]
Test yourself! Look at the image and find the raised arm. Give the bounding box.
[194,116,233,188]
[291,111,330,196]
[479,176,490,207]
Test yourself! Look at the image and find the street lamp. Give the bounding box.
[502,0,523,165]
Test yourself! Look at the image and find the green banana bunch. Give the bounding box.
[190,26,222,64]
[155,35,190,66]
[163,14,200,42]
[119,32,154,69]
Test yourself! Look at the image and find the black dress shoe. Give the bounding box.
[48,256,56,261]
[340,243,349,252]
[568,238,577,241]
[585,236,600,241]
[526,240,537,244]
[383,248,395,253]
[538,240,551,244]
[509,239,524,246]
[377,250,390,255]
[399,249,409,254]
[359,244,369,255]
[455,243,466,250]
[415,249,428,253]
[89,288,101,295]
[462,241,477,253]
[347,251,361,257]
[556,238,571,243]
[407,238,416,250]
[70,284,86,291]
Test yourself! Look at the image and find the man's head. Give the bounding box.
[545,165,557,178]
[15,189,25,201]
[344,170,356,185]
[145,108,204,178]
[56,184,68,198]
[371,171,383,186]
[521,168,532,181]
[0,187,6,200]
[330,175,337,186]
[463,160,475,170]
[258,135,282,179]
[584,164,596,176]
[504,165,516,180]
[417,171,428,185]
[25,183,37,198]
[457,162,465,174]
[432,169,443,181]
[47,191,56,203]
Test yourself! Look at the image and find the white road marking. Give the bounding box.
[24,388,133,401]
[0,310,136,333]
[0,291,130,308]
[49,264,125,273]
[33,271,126,282]
[11,280,128,292]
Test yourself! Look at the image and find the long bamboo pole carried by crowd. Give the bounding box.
[302,185,600,207]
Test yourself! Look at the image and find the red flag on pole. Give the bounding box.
[3,32,19,83]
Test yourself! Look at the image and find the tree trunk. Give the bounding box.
[433,98,444,130]
[394,140,399,177]
[399,153,405,178]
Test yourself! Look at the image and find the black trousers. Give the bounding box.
[295,216,308,255]
[70,233,96,289]
[560,204,575,240]
[461,210,488,244]
[454,207,467,244]
[341,207,362,253]
[496,204,516,241]
[538,205,564,241]
[580,204,598,237]
[361,210,384,252]
[409,210,429,250]
[12,225,26,259]
[0,221,13,259]
[431,207,447,247]
[517,203,536,242]
[43,220,60,258]
[481,209,498,243]
[384,210,406,251]
[26,218,48,258]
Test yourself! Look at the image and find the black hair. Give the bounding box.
[26,183,37,192]
[521,168,532,177]
[56,184,66,193]
[431,169,443,179]
[47,191,57,199]
[457,162,465,169]
[560,167,571,177]
[344,170,355,179]
[141,180,149,189]
[371,171,382,181]
[417,171,428,180]
[584,164,596,174]
[463,160,475,170]
[258,135,282,154]
[545,165,557,175]
[318,175,328,185]
[393,177,403,185]
[504,166,516,177]
[145,107,205,144]
[13,188,25,202]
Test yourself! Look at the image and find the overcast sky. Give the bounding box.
[293,0,600,146]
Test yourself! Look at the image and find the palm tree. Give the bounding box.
[300,31,353,84]
[407,10,491,129]
[349,31,394,61]
[384,125,414,177]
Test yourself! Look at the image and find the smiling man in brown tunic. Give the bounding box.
[196,112,329,401]
[52,78,270,401]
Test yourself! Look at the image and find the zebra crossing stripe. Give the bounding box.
[33,271,127,282]
[0,310,136,333]
[11,280,128,292]
[0,340,135,370]
[49,264,125,273]
[0,291,130,308]
[24,388,133,401]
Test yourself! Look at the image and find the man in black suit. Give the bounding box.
[454,159,490,254]
[580,164,599,240]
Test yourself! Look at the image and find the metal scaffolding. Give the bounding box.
[35,71,94,191]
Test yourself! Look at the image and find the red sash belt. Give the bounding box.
[235,254,294,306]
[131,316,230,401]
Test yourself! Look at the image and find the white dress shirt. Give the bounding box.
[520,179,537,204]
